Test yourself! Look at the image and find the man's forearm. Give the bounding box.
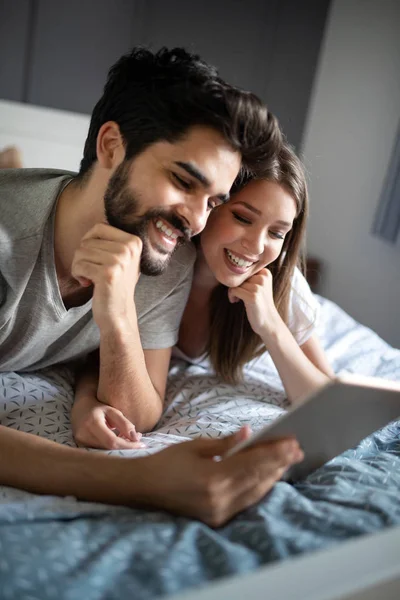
[0,425,148,505]
[97,320,163,431]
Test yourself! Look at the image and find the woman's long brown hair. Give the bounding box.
[207,143,308,383]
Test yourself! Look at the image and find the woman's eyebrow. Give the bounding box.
[235,201,261,215]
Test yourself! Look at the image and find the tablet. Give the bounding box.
[223,374,400,482]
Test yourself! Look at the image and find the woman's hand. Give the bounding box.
[71,394,146,450]
[228,268,282,339]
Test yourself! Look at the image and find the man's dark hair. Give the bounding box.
[79,46,282,178]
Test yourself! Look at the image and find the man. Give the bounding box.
[0,47,302,526]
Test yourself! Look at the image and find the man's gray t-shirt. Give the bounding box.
[0,169,195,372]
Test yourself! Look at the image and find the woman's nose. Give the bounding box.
[241,234,264,256]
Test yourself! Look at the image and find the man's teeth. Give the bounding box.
[226,250,253,268]
[155,220,178,239]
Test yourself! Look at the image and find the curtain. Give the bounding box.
[372,122,400,244]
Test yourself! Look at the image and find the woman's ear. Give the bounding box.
[96,121,125,170]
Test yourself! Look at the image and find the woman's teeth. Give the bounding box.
[155,220,178,240]
[226,249,253,268]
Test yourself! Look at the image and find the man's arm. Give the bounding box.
[71,224,194,434]
[0,425,303,527]
[71,224,188,433]
[97,330,172,431]
[72,346,171,447]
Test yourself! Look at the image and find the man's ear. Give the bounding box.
[96,121,126,170]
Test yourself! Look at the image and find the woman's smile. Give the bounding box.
[224,248,257,274]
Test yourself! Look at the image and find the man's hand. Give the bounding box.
[71,223,142,330]
[71,395,146,450]
[0,424,302,527]
[141,428,303,527]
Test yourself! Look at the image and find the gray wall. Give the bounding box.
[0,0,329,151]
[302,0,400,347]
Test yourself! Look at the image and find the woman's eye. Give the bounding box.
[270,231,285,240]
[173,173,192,190]
[232,212,251,225]
[207,199,217,210]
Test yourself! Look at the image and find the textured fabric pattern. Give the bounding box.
[0,296,399,599]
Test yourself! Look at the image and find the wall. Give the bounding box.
[0,0,329,151]
[302,0,400,347]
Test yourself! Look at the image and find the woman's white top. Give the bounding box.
[172,267,320,365]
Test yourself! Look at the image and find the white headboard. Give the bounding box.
[0,99,90,172]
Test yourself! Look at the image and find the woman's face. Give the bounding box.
[200,179,297,287]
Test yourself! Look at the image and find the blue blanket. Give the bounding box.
[0,419,399,600]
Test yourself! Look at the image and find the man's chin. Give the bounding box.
[140,250,172,276]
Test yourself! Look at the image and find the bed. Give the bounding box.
[0,294,399,600]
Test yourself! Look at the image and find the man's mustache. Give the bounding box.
[107,207,192,244]
[147,210,192,243]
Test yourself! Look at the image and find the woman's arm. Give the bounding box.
[259,328,333,402]
[228,268,333,403]
[300,334,335,378]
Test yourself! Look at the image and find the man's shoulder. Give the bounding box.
[159,242,196,288]
[136,242,196,300]
[0,168,76,240]
[168,242,196,274]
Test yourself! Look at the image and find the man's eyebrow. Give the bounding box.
[175,161,230,203]
[175,161,210,187]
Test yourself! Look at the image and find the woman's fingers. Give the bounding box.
[105,408,143,443]
[74,406,145,450]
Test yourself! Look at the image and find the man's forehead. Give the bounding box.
[160,126,238,156]
[149,133,241,186]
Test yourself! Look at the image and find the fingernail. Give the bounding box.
[129,429,138,441]
[137,442,147,449]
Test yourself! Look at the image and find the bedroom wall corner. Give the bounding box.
[301,0,400,348]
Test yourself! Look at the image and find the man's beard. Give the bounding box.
[104,161,191,276]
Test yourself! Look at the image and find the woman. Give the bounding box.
[175,143,333,402]
[73,143,334,448]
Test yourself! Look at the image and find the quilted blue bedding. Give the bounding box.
[0,296,399,600]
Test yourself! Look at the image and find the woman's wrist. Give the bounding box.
[258,312,285,346]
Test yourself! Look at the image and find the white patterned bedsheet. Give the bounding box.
[0,295,399,506]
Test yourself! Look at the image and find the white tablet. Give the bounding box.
[224,374,400,482]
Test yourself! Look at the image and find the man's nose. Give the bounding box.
[179,196,210,236]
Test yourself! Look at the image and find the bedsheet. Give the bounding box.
[0,296,399,599]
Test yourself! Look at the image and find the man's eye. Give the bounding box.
[232,212,251,225]
[173,173,192,190]
[207,199,220,210]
